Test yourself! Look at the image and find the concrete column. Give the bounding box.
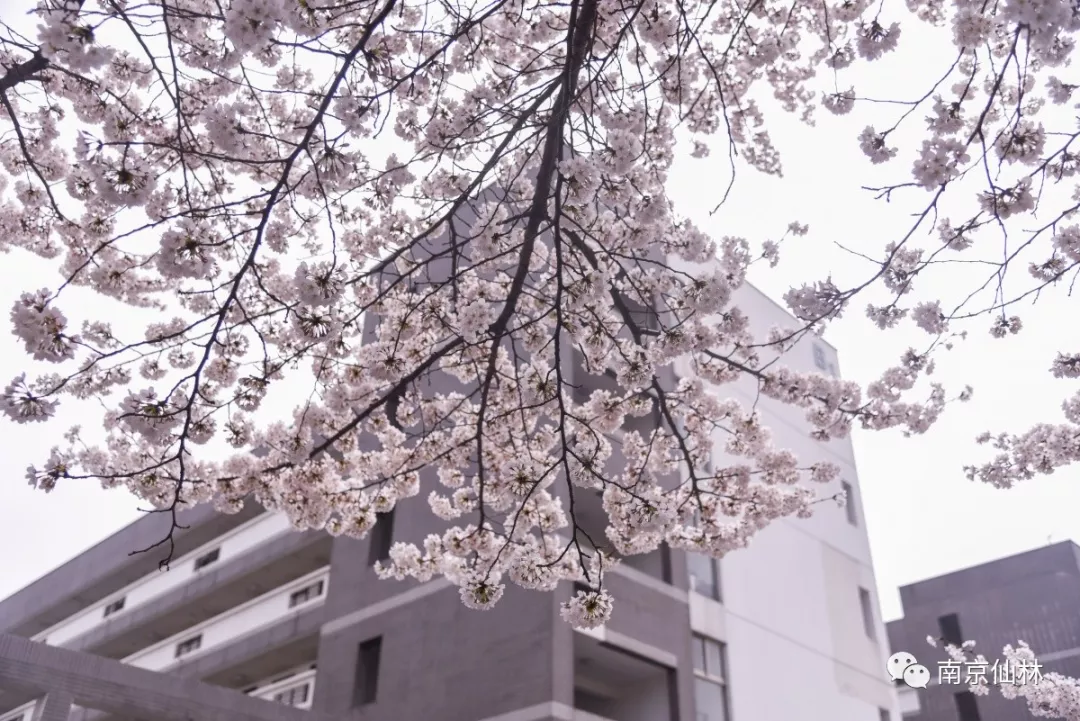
[30,692,74,721]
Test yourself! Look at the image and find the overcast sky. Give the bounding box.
[1,2,1077,625]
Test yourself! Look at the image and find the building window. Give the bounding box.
[812,342,839,376]
[368,510,395,566]
[692,635,729,721]
[954,691,982,721]
[353,636,382,706]
[618,292,659,334]
[288,580,325,608]
[273,682,311,707]
[939,613,964,646]
[858,586,876,639]
[841,481,858,526]
[879,708,891,721]
[103,597,126,618]
[573,581,597,599]
[175,634,202,658]
[687,553,721,601]
[193,548,220,570]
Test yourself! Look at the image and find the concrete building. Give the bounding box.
[0,282,898,721]
[886,541,1080,721]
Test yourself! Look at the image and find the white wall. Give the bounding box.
[689,509,899,721]
[679,278,899,719]
[123,567,328,672]
[34,511,296,647]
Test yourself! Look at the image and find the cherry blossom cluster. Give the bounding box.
[931,637,1080,719]
[0,0,1076,629]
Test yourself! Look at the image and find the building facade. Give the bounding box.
[886,541,1080,721]
[0,282,897,721]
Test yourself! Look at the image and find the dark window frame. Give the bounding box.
[175,634,202,659]
[193,548,220,570]
[692,635,730,721]
[353,636,383,706]
[691,634,727,681]
[368,510,395,566]
[103,597,126,618]
[954,690,982,721]
[939,613,964,646]
[841,481,858,526]
[688,553,722,602]
[573,581,594,598]
[288,580,325,608]
[273,682,310,707]
[858,586,876,639]
[618,291,660,334]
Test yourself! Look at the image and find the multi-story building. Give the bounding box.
[0,281,898,721]
[887,541,1080,721]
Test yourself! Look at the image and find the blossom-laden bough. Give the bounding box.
[929,637,1080,719]
[0,0,1077,674]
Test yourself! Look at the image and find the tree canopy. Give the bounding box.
[1,0,1078,684]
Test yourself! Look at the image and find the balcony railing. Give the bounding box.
[123,568,329,672]
[33,513,296,648]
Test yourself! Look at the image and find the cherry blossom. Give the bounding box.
[0,0,1076,646]
[934,638,1080,720]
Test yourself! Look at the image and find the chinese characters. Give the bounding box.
[937,660,1043,686]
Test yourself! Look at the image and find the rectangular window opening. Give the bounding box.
[175,634,202,659]
[693,635,730,721]
[103,597,126,618]
[688,553,721,602]
[368,510,395,566]
[841,481,858,526]
[353,636,382,706]
[620,292,659,334]
[573,581,595,599]
[858,586,876,640]
[693,672,730,721]
[954,691,982,721]
[691,635,726,681]
[288,580,325,608]
[939,613,964,646]
[193,548,220,570]
[273,682,310,707]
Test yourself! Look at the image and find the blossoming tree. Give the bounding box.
[1,0,1079,708]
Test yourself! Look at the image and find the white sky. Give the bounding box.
[1,1,1076,624]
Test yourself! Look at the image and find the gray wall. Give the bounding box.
[887,542,1080,721]
[313,580,562,721]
